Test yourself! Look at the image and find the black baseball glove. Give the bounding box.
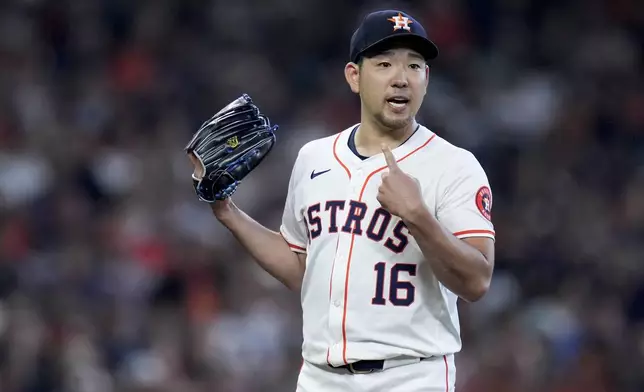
[185,94,277,202]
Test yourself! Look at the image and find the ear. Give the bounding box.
[424,65,430,89]
[344,62,360,94]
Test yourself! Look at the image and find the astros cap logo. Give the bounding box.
[387,12,413,31]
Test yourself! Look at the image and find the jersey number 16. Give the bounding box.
[371,262,417,306]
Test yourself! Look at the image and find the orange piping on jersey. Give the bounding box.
[288,243,307,251]
[329,235,340,299]
[357,134,437,200]
[280,230,307,252]
[340,133,437,365]
[443,355,449,392]
[326,238,342,367]
[332,133,352,179]
[340,231,357,364]
[284,239,306,252]
[327,235,341,365]
[453,229,495,237]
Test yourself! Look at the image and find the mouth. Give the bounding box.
[386,96,410,110]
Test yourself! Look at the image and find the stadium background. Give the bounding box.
[0,0,643,391]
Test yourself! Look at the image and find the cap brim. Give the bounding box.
[355,33,439,63]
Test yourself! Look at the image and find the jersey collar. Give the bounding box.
[334,123,434,173]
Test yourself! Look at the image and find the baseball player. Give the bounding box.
[194,9,495,392]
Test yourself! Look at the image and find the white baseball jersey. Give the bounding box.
[280,124,494,368]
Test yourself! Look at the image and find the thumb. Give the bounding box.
[189,152,205,179]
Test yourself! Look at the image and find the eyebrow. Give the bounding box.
[377,50,425,62]
[408,52,425,62]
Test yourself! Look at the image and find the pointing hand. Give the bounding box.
[377,144,425,220]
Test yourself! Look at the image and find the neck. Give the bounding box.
[354,116,418,157]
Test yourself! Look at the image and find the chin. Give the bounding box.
[376,113,413,130]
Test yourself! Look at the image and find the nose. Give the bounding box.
[391,66,409,89]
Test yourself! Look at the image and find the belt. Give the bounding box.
[330,357,428,374]
[334,360,385,374]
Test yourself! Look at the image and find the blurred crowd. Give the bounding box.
[0,0,643,391]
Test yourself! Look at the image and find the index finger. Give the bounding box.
[381,144,399,171]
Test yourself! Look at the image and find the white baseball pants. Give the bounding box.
[296,354,455,392]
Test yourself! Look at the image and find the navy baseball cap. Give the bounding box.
[349,10,439,64]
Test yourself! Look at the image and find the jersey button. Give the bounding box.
[333,300,341,307]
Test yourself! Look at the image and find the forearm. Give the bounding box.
[212,201,305,291]
[402,206,492,302]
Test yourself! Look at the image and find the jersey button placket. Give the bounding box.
[328,237,347,352]
[329,165,368,364]
[327,165,362,364]
[352,169,363,196]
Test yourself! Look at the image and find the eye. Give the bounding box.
[378,62,391,67]
[409,63,422,70]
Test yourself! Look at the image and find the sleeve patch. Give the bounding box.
[475,186,492,221]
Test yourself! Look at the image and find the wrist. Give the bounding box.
[402,200,431,225]
[402,202,442,236]
[401,203,444,245]
[211,198,236,222]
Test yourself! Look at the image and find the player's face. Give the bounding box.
[347,48,429,130]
